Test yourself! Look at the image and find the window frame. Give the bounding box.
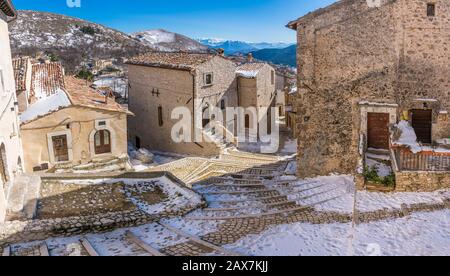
[427,3,436,17]
[203,73,214,86]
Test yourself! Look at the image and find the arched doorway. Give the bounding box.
[0,143,9,186]
[202,104,211,128]
[94,130,112,154]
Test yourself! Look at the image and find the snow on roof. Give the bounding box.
[236,63,266,78]
[20,89,71,124]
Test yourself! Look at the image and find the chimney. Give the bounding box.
[247,53,254,63]
[217,48,225,57]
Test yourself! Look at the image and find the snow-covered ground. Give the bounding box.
[128,144,183,172]
[279,175,449,214]
[225,210,450,256]
[93,77,128,98]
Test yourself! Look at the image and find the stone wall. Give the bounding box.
[0,210,153,247]
[0,7,24,223]
[395,171,450,192]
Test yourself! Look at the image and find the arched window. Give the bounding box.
[94,130,112,154]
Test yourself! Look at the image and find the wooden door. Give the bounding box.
[367,113,390,150]
[411,110,432,144]
[94,130,112,154]
[52,135,69,162]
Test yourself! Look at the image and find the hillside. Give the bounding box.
[8,11,208,73]
[250,45,297,67]
[132,29,208,52]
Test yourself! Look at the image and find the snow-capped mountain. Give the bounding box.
[9,11,208,72]
[131,29,208,52]
[197,38,294,54]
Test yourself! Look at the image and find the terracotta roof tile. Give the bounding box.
[0,0,16,17]
[126,51,217,70]
[30,62,65,101]
[64,76,131,114]
[12,57,30,92]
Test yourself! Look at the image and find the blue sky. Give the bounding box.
[13,0,336,42]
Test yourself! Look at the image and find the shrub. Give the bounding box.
[76,68,94,81]
[363,166,396,188]
[79,26,98,35]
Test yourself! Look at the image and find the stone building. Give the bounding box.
[127,52,278,156]
[287,0,450,190]
[236,62,277,136]
[0,0,22,222]
[18,63,131,173]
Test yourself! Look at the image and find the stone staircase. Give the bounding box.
[5,174,41,221]
[52,155,131,174]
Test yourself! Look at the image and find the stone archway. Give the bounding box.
[0,143,9,186]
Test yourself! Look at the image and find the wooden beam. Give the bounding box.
[80,238,100,256]
[125,231,166,256]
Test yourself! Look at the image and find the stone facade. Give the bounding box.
[0,2,22,223]
[21,106,129,173]
[395,171,450,192]
[287,0,450,178]
[127,55,237,156]
[127,53,279,157]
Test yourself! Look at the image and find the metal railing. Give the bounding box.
[393,148,450,172]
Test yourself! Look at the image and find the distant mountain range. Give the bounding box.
[197,38,294,55]
[251,45,297,67]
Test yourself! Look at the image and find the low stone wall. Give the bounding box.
[395,171,450,192]
[0,210,153,247]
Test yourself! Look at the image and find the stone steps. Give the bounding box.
[5,174,41,221]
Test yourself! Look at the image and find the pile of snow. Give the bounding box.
[394,120,422,153]
[20,89,71,123]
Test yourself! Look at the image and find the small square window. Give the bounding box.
[98,121,106,126]
[204,73,213,86]
[427,3,435,17]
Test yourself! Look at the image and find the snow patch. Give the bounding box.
[20,89,71,123]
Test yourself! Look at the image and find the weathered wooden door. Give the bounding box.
[94,130,112,154]
[52,135,69,162]
[367,113,390,150]
[411,109,432,144]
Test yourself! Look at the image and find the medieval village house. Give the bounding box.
[236,62,278,137]
[0,0,22,222]
[16,62,132,173]
[126,51,280,156]
[287,0,450,191]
